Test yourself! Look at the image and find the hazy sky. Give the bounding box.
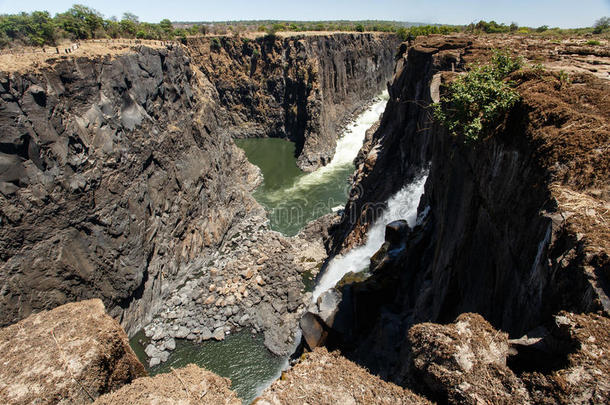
[0,0,609,28]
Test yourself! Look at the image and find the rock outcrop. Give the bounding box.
[407,313,531,404]
[519,312,610,404]
[93,364,241,405]
[256,347,431,405]
[188,33,399,171]
[0,299,145,404]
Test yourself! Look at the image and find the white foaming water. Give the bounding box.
[312,172,429,301]
[266,91,389,202]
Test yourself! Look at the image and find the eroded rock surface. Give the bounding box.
[256,347,431,405]
[519,312,610,404]
[0,299,145,404]
[0,44,259,337]
[407,313,531,404]
[93,364,240,405]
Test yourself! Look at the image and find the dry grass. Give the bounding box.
[0,40,176,74]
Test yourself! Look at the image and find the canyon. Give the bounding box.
[0,31,608,404]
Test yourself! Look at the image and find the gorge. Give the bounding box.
[0,29,608,405]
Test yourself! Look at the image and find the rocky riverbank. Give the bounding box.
[141,208,330,365]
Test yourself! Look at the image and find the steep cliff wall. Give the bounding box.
[187,33,399,170]
[0,44,260,334]
[322,35,609,383]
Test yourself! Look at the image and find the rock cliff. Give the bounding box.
[0,44,259,336]
[187,33,399,171]
[319,34,609,396]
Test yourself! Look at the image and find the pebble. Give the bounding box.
[212,327,225,340]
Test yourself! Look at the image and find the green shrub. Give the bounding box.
[433,50,522,143]
[558,70,571,87]
[593,17,609,34]
[210,37,221,51]
[586,39,601,45]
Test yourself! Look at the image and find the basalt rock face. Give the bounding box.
[187,33,399,171]
[329,36,465,250]
[323,35,609,389]
[0,45,259,335]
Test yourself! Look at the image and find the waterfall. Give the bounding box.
[266,91,389,203]
[312,172,429,301]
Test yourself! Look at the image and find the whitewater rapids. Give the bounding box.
[312,172,429,301]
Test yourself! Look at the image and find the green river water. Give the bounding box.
[130,329,285,403]
[130,93,389,403]
[235,138,353,236]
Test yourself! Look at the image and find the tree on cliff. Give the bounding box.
[593,17,609,33]
[55,4,105,39]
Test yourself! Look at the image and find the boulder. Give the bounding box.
[384,219,411,246]
[174,326,190,339]
[300,312,327,350]
[200,327,213,340]
[407,313,531,404]
[0,299,146,404]
[93,364,240,405]
[212,327,225,341]
[256,347,430,404]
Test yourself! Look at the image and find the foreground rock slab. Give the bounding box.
[94,364,240,405]
[408,313,531,404]
[256,347,430,404]
[0,299,145,404]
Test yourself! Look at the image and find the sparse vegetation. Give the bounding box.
[558,70,572,87]
[433,50,523,143]
[210,37,221,51]
[586,40,601,46]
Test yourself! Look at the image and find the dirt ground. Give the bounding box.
[0,40,173,73]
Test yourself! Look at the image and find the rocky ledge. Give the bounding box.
[0,299,145,404]
[256,347,431,404]
[93,363,240,405]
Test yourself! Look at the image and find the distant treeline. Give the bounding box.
[1,4,608,49]
[0,5,196,48]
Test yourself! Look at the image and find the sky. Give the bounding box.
[0,0,609,28]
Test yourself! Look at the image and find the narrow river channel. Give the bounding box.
[130,92,389,403]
